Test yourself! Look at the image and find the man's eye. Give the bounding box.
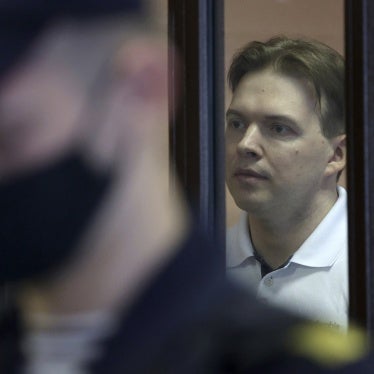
[270,123,291,135]
[229,119,245,130]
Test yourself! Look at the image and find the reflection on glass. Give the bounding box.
[224,0,347,330]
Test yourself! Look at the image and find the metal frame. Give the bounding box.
[168,0,374,333]
[346,0,374,333]
[168,0,225,251]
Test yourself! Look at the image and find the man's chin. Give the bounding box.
[234,195,272,215]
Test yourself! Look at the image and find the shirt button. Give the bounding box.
[264,277,273,287]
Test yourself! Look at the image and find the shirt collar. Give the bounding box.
[291,186,347,267]
[227,186,347,269]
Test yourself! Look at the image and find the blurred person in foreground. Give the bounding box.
[0,1,370,373]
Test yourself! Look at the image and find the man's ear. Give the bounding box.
[325,134,346,177]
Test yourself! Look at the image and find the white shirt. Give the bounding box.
[226,186,348,330]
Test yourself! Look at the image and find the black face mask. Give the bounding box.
[0,153,112,282]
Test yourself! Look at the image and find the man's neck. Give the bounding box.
[248,188,339,269]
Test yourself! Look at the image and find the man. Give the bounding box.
[0,4,367,372]
[226,37,348,329]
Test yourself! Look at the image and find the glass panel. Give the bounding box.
[225,0,347,330]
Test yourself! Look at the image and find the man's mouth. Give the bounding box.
[233,168,268,183]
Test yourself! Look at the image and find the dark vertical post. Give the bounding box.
[168,0,225,253]
[168,0,200,206]
[346,0,374,334]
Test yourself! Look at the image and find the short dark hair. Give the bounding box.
[228,36,345,138]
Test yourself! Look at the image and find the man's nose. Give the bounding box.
[237,124,263,159]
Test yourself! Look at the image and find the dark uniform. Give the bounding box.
[0,227,368,373]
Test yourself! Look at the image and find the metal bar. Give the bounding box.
[345,0,374,333]
[168,0,225,252]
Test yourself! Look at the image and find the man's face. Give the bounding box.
[0,24,172,282]
[225,69,337,219]
[0,49,117,281]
